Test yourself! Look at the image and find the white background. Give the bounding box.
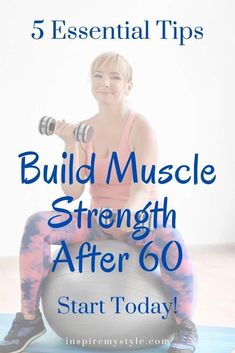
[0,0,234,256]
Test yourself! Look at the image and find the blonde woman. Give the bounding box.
[0,52,197,353]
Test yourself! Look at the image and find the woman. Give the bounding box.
[0,52,198,353]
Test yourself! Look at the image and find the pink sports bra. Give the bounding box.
[85,111,157,210]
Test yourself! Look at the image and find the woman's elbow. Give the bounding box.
[61,184,85,200]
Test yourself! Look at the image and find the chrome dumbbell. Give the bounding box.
[98,208,116,226]
[38,116,93,143]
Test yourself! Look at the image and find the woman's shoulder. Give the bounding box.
[131,112,155,138]
[128,111,158,152]
[79,114,97,127]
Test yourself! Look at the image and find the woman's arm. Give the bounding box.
[54,120,87,200]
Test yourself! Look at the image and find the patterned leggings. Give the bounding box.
[20,211,195,324]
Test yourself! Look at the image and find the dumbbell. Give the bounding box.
[97,208,154,230]
[98,208,116,226]
[38,116,93,143]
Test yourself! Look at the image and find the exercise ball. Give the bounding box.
[42,240,176,350]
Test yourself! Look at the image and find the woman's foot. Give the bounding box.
[0,312,46,353]
[169,319,198,353]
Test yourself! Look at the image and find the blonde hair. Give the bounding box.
[90,52,133,82]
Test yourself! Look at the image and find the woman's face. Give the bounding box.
[91,64,132,105]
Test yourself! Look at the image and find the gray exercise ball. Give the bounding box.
[42,240,176,350]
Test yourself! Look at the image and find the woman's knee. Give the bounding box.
[149,225,184,248]
[21,211,49,250]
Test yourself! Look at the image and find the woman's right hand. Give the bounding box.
[54,119,76,145]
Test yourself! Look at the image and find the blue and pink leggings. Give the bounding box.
[20,211,195,324]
